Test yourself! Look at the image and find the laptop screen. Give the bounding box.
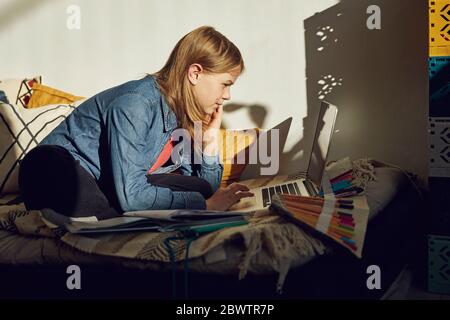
[307,101,338,186]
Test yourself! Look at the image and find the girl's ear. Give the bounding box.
[187,63,203,85]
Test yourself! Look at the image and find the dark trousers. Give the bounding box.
[18,145,213,220]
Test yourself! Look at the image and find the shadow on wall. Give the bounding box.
[304,0,428,181]
[222,0,427,180]
[221,103,314,178]
[221,103,268,129]
[0,0,55,32]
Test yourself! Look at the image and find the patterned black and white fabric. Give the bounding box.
[0,101,83,194]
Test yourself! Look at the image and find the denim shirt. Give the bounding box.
[40,75,223,212]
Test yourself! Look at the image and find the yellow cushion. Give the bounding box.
[27,83,84,108]
[219,128,259,187]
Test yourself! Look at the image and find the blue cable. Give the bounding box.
[163,234,185,300]
[163,231,199,300]
[183,233,198,300]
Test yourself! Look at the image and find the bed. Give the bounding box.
[0,166,423,300]
[0,77,424,299]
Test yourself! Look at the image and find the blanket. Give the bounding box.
[0,157,386,292]
[0,203,327,292]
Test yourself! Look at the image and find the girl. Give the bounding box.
[18,26,254,220]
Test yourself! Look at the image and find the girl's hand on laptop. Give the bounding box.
[206,182,254,211]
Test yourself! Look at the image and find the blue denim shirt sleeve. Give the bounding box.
[106,93,207,211]
[179,151,224,193]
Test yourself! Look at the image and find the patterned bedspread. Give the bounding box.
[0,163,410,292]
[0,200,326,292]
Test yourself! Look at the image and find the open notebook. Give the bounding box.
[41,209,250,234]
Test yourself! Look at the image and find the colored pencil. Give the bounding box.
[270,193,368,255]
[288,210,355,238]
[279,194,354,206]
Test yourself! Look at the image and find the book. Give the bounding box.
[51,210,250,234]
[269,194,369,258]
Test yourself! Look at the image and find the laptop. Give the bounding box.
[238,116,292,181]
[228,101,338,212]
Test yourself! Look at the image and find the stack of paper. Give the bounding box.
[43,210,250,234]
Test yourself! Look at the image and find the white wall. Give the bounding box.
[0,0,428,182]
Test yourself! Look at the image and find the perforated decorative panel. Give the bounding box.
[428,178,450,234]
[431,46,450,56]
[428,234,450,294]
[429,0,450,56]
[432,83,450,102]
[429,117,450,176]
[429,57,450,116]
[429,56,450,78]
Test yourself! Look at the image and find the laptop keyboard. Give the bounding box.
[261,180,318,207]
[262,182,301,207]
[303,180,319,197]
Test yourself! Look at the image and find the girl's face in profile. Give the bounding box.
[191,67,240,115]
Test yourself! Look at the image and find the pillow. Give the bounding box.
[27,83,85,108]
[0,76,42,107]
[219,128,259,187]
[0,91,8,104]
[0,100,84,194]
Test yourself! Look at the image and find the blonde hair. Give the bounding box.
[151,26,244,137]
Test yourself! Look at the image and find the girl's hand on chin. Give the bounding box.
[205,104,223,131]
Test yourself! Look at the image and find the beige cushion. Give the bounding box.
[0,100,84,194]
